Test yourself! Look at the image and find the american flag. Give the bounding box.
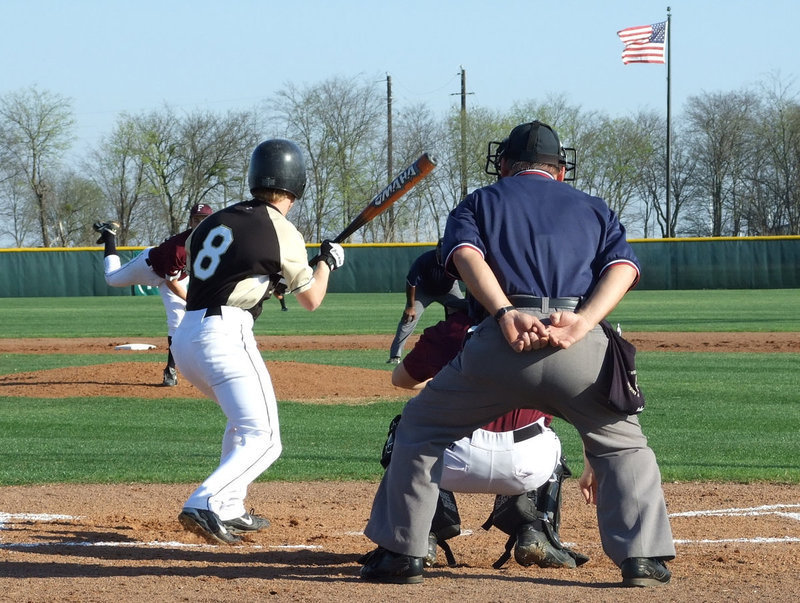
[617,20,667,64]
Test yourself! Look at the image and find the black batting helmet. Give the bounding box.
[485,121,576,181]
[247,139,307,199]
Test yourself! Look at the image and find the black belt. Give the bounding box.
[508,295,580,311]
[204,306,222,318]
[512,422,544,443]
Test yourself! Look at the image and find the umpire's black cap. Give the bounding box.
[503,121,566,167]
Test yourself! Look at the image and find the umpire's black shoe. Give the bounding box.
[621,557,671,587]
[359,546,423,584]
[514,523,577,569]
[220,510,271,534]
[178,508,241,545]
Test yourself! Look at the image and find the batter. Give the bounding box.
[171,139,344,545]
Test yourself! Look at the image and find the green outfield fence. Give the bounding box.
[2,236,799,297]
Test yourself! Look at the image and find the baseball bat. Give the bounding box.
[310,152,437,264]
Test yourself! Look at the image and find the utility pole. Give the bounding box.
[386,73,394,240]
[451,66,473,201]
[459,67,468,200]
[386,73,393,185]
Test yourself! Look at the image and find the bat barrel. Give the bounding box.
[309,152,439,249]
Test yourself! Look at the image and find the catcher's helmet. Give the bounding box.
[485,121,576,181]
[247,139,307,199]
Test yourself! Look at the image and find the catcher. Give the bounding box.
[382,299,588,570]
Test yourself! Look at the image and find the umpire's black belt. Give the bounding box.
[509,295,580,312]
[512,422,544,443]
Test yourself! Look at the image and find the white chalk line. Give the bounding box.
[674,536,800,544]
[669,503,800,518]
[1,539,322,551]
[2,504,799,550]
[0,512,321,550]
[1,512,79,522]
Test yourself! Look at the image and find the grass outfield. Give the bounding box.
[2,289,800,337]
[1,291,798,485]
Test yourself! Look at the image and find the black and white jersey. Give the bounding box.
[185,200,314,312]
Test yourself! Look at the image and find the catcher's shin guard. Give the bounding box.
[380,414,401,469]
[425,489,460,567]
[530,456,589,567]
[482,457,589,569]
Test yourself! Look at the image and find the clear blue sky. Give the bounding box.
[2,0,798,163]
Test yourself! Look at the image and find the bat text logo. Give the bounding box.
[370,163,420,207]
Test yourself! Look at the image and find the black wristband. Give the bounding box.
[494,305,515,321]
[322,254,336,271]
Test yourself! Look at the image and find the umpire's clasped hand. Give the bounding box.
[547,311,591,349]
[498,310,550,353]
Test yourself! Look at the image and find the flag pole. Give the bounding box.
[665,6,672,237]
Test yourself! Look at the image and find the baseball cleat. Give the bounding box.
[220,509,271,534]
[162,367,178,386]
[178,508,241,545]
[514,523,577,568]
[386,357,401,365]
[93,220,120,243]
[621,557,671,587]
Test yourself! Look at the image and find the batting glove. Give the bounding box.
[319,240,345,271]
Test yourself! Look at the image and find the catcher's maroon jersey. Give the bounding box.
[402,309,552,431]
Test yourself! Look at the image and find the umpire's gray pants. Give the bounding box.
[389,282,464,358]
[365,310,676,567]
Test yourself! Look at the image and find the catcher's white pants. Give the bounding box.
[172,306,282,521]
[439,417,560,495]
[103,250,186,337]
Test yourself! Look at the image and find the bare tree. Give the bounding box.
[128,107,184,237]
[179,109,260,229]
[51,170,105,246]
[0,177,37,246]
[85,115,154,245]
[0,86,74,246]
[388,104,454,241]
[112,106,261,241]
[746,77,800,234]
[269,76,384,242]
[685,90,760,236]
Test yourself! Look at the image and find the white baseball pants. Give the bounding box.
[172,306,282,521]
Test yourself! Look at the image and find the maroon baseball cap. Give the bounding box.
[190,203,214,216]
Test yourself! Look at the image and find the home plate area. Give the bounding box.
[0,481,798,601]
[3,502,798,551]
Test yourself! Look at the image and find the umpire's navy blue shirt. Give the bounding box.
[406,249,457,296]
[442,170,640,299]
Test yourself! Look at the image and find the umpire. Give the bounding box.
[360,121,675,587]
